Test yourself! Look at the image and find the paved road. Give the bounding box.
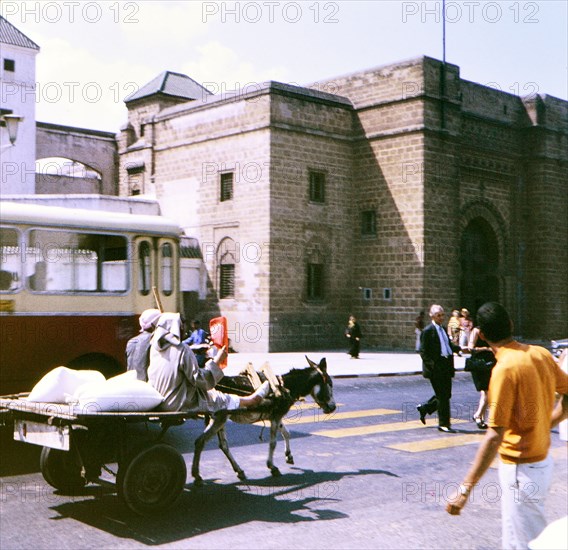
[1,374,566,550]
[222,350,465,377]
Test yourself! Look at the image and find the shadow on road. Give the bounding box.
[0,428,42,476]
[48,467,397,545]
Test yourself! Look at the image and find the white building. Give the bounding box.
[0,15,40,194]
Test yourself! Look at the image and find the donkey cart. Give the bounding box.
[0,395,198,516]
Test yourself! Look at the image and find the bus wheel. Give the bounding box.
[68,353,122,379]
[117,444,187,516]
[40,447,87,494]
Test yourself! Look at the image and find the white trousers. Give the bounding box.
[498,454,553,549]
[200,388,241,412]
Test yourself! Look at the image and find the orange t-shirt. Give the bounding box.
[488,341,568,464]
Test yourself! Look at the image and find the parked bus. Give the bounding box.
[0,201,183,394]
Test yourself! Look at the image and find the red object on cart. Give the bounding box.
[209,316,228,368]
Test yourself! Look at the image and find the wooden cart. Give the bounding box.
[0,395,200,515]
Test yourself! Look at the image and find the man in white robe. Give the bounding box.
[148,313,268,412]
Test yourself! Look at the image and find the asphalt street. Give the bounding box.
[1,372,567,550]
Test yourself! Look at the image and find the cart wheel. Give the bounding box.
[40,447,86,494]
[117,444,187,515]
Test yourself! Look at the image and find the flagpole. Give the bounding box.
[442,0,446,65]
[441,0,447,130]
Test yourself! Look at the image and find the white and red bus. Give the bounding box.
[0,201,183,394]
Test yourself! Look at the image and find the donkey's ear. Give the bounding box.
[305,355,316,368]
[319,357,327,370]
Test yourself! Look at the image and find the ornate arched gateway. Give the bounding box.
[460,216,501,315]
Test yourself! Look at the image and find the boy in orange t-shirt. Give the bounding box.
[446,302,568,549]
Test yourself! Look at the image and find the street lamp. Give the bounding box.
[1,114,24,146]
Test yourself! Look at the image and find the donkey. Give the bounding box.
[191,356,336,484]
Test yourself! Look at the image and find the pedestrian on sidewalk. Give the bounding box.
[465,324,495,429]
[414,310,425,352]
[345,314,362,359]
[446,302,568,550]
[417,304,461,433]
[447,309,461,345]
[459,308,473,348]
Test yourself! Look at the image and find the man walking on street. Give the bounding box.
[446,302,568,549]
[417,304,461,433]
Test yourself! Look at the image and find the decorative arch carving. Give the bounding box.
[459,200,508,266]
[459,200,508,312]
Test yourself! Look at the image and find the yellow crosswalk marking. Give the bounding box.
[253,407,396,427]
[387,434,484,452]
[312,419,468,438]
[283,407,399,425]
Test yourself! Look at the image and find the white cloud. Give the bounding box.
[119,1,209,45]
[34,36,150,131]
[9,0,565,133]
[180,41,291,92]
[25,1,287,131]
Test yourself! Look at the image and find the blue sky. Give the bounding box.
[3,0,567,131]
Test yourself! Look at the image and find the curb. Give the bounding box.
[331,367,468,379]
[333,371,422,379]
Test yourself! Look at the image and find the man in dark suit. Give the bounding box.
[417,304,461,432]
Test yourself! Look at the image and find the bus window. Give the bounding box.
[25,230,129,293]
[0,201,183,394]
[138,240,151,296]
[0,227,20,292]
[161,242,173,297]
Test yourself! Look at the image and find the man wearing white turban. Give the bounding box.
[126,308,162,381]
[148,312,269,412]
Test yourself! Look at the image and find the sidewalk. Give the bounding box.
[223,350,467,378]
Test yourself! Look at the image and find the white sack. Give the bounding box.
[26,367,105,403]
[72,374,164,413]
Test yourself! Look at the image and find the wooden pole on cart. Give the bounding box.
[152,286,164,313]
[245,362,262,389]
[260,362,282,397]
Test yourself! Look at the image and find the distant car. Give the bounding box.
[550,338,568,358]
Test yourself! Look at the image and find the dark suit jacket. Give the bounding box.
[419,323,460,379]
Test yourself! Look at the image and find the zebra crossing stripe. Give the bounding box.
[387,434,484,452]
[253,407,397,427]
[284,407,399,425]
[312,419,468,438]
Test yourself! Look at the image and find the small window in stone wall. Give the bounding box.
[220,172,234,202]
[126,164,145,196]
[309,171,325,203]
[361,210,377,236]
[307,263,324,300]
[218,238,236,298]
[219,264,235,298]
[4,59,15,72]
